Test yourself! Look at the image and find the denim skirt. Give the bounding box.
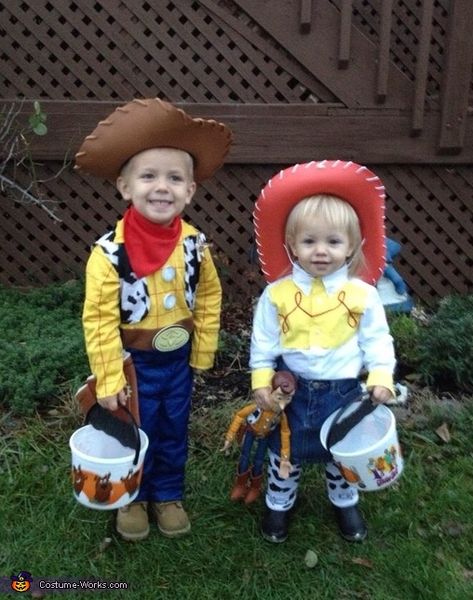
[268,373,362,464]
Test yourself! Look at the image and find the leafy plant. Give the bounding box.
[417,294,473,392]
[387,312,422,373]
[27,100,48,136]
[218,328,248,359]
[1,100,62,221]
[0,281,89,414]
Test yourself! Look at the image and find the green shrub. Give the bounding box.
[417,294,473,393]
[0,281,89,414]
[387,312,422,372]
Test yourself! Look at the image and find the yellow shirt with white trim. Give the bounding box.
[250,264,395,395]
[83,219,221,398]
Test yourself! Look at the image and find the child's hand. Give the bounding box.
[97,389,128,411]
[369,385,393,404]
[253,387,273,411]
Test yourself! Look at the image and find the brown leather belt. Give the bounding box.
[120,319,194,351]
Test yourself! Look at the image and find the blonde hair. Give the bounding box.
[285,194,365,276]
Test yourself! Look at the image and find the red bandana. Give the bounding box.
[123,206,182,278]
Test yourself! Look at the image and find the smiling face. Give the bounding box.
[286,195,361,278]
[289,219,353,277]
[116,148,196,226]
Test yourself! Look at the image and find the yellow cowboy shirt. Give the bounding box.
[250,264,395,394]
[83,219,221,398]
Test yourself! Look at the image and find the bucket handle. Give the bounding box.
[326,394,378,451]
[85,403,142,466]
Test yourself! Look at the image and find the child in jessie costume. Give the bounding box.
[75,98,232,541]
[250,160,396,543]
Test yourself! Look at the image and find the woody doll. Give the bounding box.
[222,371,297,505]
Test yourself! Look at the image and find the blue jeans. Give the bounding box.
[127,343,193,502]
[238,431,269,476]
[268,370,362,465]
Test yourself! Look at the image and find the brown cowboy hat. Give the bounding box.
[254,160,387,285]
[74,98,233,182]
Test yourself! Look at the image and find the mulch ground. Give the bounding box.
[193,302,253,408]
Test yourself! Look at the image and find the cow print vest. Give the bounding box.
[95,228,205,324]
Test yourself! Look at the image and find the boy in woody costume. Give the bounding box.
[75,98,232,541]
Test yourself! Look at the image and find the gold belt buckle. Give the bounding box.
[152,325,190,352]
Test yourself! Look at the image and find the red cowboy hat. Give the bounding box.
[253,160,386,285]
[75,98,233,182]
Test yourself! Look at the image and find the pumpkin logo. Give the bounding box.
[11,571,32,593]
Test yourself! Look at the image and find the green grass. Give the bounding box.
[0,283,472,598]
[1,393,473,600]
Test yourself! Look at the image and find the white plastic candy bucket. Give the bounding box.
[70,423,148,510]
[320,400,403,491]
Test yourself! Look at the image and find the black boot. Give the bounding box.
[333,504,367,542]
[261,506,290,543]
